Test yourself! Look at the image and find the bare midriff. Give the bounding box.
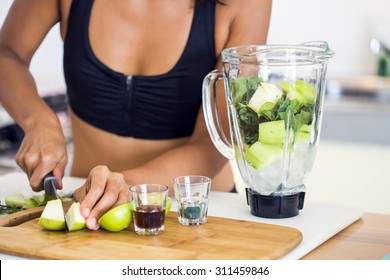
[69,110,233,190]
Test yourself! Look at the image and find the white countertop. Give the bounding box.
[0,172,364,260]
[306,140,390,214]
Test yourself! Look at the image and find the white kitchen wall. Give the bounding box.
[268,0,390,80]
[1,0,390,90]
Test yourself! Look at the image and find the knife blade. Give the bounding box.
[43,172,69,231]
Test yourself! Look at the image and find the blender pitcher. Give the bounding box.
[203,41,334,218]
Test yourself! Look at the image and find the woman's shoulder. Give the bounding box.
[221,0,272,20]
[215,0,272,50]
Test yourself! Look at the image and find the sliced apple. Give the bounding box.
[22,198,39,209]
[5,194,27,208]
[38,199,65,230]
[65,202,86,231]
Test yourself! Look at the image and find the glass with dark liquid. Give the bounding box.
[134,205,165,230]
[129,184,168,235]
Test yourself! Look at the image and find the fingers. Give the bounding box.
[78,166,129,230]
[52,164,66,190]
[15,134,68,192]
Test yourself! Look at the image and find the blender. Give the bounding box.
[203,41,334,218]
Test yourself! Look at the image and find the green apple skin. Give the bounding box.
[165,197,172,215]
[22,198,39,209]
[38,199,65,230]
[66,202,86,231]
[98,203,132,232]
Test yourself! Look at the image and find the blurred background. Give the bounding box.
[0,0,389,214]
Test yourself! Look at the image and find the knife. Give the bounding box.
[43,172,69,231]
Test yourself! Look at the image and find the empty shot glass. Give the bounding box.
[173,175,211,226]
[129,184,168,236]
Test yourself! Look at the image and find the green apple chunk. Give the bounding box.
[66,202,86,231]
[5,194,27,208]
[248,82,283,113]
[32,194,48,204]
[98,202,132,232]
[294,124,312,142]
[245,141,283,170]
[22,198,39,209]
[165,197,172,215]
[259,120,286,144]
[280,80,315,105]
[38,199,65,230]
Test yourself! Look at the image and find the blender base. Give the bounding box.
[245,188,305,218]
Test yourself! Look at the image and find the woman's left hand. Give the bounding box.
[73,165,130,230]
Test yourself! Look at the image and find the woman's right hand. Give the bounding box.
[15,121,68,192]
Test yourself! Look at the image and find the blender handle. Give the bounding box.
[202,70,234,160]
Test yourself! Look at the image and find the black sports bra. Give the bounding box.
[63,0,217,139]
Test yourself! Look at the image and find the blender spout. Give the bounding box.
[299,40,335,60]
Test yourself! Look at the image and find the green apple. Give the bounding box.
[32,194,47,204]
[165,196,172,215]
[245,141,283,169]
[5,194,27,208]
[98,202,132,232]
[259,120,286,144]
[22,198,39,209]
[65,202,86,231]
[38,199,66,230]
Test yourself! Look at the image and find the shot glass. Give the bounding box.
[129,184,168,236]
[173,175,211,226]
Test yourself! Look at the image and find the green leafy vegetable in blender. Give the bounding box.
[230,77,316,169]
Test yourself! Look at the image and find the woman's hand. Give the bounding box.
[15,121,68,192]
[73,165,130,230]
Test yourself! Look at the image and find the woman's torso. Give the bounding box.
[59,0,233,189]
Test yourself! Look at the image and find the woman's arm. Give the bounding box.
[74,0,273,230]
[0,0,67,190]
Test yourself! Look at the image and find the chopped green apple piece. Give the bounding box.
[65,202,86,231]
[22,198,39,209]
[245,141,283,169]
[38,199,65,230]
[32,194,49,205]
[61,197,73,202]
[165,197,172,215]
[280,80,315,105]
[294,124,312,142]
[248,82,283,113]
[259,120,286,144]
[5,194,27,208]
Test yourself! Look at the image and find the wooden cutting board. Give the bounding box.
[0,204,302,260]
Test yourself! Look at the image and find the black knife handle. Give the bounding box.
[43,171,58,190]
